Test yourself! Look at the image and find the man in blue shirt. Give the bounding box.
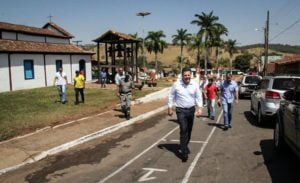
[168,67,203,162]
[218,74,239,130]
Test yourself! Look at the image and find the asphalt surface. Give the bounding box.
[1,98,300,183]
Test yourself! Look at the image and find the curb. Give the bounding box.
[0,105,168,175]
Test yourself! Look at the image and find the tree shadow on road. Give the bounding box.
[157,144,182,160]
[244,111,274,129]
[259,139,300,182]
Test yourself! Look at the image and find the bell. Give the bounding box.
[108,46,113,57]
[126,47,131,57]
[117,50,123,57]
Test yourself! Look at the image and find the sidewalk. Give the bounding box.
[0,88,170,175]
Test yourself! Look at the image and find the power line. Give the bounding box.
[270,19,300,42]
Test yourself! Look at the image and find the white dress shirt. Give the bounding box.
[168,79,203,108]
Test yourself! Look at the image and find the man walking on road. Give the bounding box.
[168,67,203,162]
[204,78,219,120]
[218,74,239,130]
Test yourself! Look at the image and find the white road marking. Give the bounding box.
[98,126,179,183]
[181,110,223,183]
[138,168,168,182]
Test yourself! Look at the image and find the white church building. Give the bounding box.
[0,21,93,92]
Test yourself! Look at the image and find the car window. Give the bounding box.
[259,79,269,89]
[244,76,261,84]
[273,78,300,91]
[295,85,300,102]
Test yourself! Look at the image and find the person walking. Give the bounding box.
[74,70,85,105]
[53,67,68,104]
[115,67,125,85]
[168,67,203,162]
[218,74,239,130]
[100,68,107,88]
[117,74,134,120]
[204,78,219,120]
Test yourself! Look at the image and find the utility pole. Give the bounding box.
[136,12,151,68]
[73,40,82,47]
[263,10,269,76]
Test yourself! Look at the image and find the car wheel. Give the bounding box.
[257,105,264,125]
[274,117,285,151]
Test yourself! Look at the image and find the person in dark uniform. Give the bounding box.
[168,67,203,162]
[117,74,134,120]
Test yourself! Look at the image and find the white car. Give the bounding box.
[238,75,262,98]
[251,75,300,125]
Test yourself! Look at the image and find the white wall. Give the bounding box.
[0,54,10,92]
[45,55,71,86]
[2,31,17,40]
[10,54,45,91]
[46,37,69,44]
[18,33,45,42]
[71,55,92,82]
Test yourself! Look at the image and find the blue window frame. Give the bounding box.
[56,60,62,72]
[24,60,34,80]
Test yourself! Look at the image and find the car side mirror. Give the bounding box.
[283,90,294,101]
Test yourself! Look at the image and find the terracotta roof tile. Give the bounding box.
[93,30,140,43]
[0,40,93,55]
[0,21,72,38]
[42,22,74,38]
[273,54,300,65]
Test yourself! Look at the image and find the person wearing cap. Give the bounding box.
[53,67,68,104]
[168,67,203,162]
[74,70,85,105]
[218,74,239,130]
[118,73,134,120]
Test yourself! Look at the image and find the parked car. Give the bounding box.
[238,75,262,98]
[273,83,300,157]
[250,75,300,125]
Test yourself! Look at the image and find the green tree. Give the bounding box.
[191,11,225,75]
[189,34,204,67]
[225,39,238,74]
[211,25,228,75]
[172,28,191,72]
[234,53,252,72]
[145,31,167,72]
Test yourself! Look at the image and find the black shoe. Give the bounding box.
[211,116,215,120]
[228,124,232,128]
[223,127,228,131]
[62,101,66,104]
[182,153,188,162]
[126,114,131,120]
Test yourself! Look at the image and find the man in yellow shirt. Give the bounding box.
[74,70,85,105]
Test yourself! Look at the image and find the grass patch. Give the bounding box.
[0,83,163,141]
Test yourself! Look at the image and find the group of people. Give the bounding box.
[53,67,85,105]
[168,67,239,162]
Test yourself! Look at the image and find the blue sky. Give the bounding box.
[1,0,299,46]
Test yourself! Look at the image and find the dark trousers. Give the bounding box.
[176,107,195,154]
[75,88,84,103]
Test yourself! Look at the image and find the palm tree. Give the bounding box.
[191,11,225,75]
[172,28,191,72]
[225,39,237,74]
[212,25,228,76]
[189,34,204,68]
[145,30,167,72]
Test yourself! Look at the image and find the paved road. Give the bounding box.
[1,99,300,183]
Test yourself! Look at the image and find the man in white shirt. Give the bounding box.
[168,67,203,162]
[53,67,68,104]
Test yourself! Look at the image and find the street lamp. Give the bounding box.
[136,11,151,68]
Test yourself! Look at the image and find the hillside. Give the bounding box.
[85,44,299,68]
[239,44,300,54]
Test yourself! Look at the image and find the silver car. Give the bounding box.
[250,76,300,125]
